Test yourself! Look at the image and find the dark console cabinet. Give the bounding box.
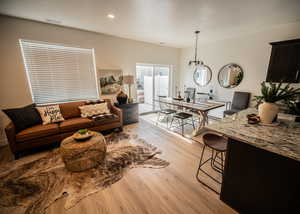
[266,38,300,83]
[115,103,139,125]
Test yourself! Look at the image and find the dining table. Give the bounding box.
[155,97,225,137]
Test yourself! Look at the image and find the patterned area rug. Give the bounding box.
[0,130,169,214]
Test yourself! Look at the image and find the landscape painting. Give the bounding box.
[98,69,123,95]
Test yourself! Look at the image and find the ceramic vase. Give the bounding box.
[116,90,128,105]
[258,102,279,124]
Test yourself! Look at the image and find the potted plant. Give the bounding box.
[234,72,243,85]
[254,82,300,124]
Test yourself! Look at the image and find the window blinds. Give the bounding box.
[19,40,99,104]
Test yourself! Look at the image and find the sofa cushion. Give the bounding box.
[79,103,110,118]
[59,117,94,132]
[16,123,59,142]
[3,104,42,133]
[36,105,65,125]
[59,101,86,119]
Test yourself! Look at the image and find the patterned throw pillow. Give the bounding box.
[79,103,110,118]
[36,105,65,125]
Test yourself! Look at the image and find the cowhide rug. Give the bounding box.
[0,130,169,214]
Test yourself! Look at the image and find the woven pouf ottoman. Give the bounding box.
[60,131,106,172]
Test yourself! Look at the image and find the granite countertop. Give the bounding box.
[206,108,300,162]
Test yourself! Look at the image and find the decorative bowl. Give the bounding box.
[73,131,93,141]
[247,114,260,124]
[173,97,184,101]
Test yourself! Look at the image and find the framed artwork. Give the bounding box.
[98,69,123,95]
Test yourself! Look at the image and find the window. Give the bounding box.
[19,39,99,104]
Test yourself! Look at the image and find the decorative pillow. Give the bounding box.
[36,105,65,125]
[85,99,105,105]
[79,103,110,118]
[3,104,42,132]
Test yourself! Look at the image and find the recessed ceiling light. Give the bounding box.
[107,14,115,19]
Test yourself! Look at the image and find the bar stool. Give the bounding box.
[196,133,228,194]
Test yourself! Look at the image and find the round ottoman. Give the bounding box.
[60,131,106,172]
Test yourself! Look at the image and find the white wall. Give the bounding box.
[0,15,180,109]
[179,21,300,104]
[0,15,180,145]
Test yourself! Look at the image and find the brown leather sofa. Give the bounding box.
[5,99,123,158]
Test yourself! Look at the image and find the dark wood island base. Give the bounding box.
[221,138,300,213]
[204,108,300,214]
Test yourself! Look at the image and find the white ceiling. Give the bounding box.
[1,0,300,48]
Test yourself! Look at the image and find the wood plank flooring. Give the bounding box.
[0,119,237,214]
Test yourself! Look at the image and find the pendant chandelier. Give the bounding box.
[188,30,204,66]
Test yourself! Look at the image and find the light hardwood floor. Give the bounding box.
[0,119,237,214]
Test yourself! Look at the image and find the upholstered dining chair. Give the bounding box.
[223,91,250,117]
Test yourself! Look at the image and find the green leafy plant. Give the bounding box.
[284,92,300,115]
[234,72,243,85]
[254,82,300,104]
[78,129,88,135]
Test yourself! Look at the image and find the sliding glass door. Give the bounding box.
[136,64,171,114]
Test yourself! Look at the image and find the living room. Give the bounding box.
[0,1,300,214]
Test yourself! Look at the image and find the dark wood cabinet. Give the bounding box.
[221,138,300,213]
[266,38,300,83]
[115,102,139,125]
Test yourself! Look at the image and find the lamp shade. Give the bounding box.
[122,75,134,84]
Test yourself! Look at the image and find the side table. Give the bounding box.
[115,102,139,125]
[60,131,106,172]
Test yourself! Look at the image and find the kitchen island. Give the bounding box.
[205,108,300,213]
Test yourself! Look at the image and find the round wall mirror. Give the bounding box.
[218,63,243,88]
[193,65,212,87]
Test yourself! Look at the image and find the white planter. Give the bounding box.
[258,102,279,124]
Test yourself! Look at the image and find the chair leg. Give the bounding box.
[170,117,174,129]
[181,119,184,136]
[191,116,195,129]
[211,151,223,174]
[196,145,206,178]
[211,149,215,169]
[196,146,223,194]
[166,115,169,128]
[156,112,160,125]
